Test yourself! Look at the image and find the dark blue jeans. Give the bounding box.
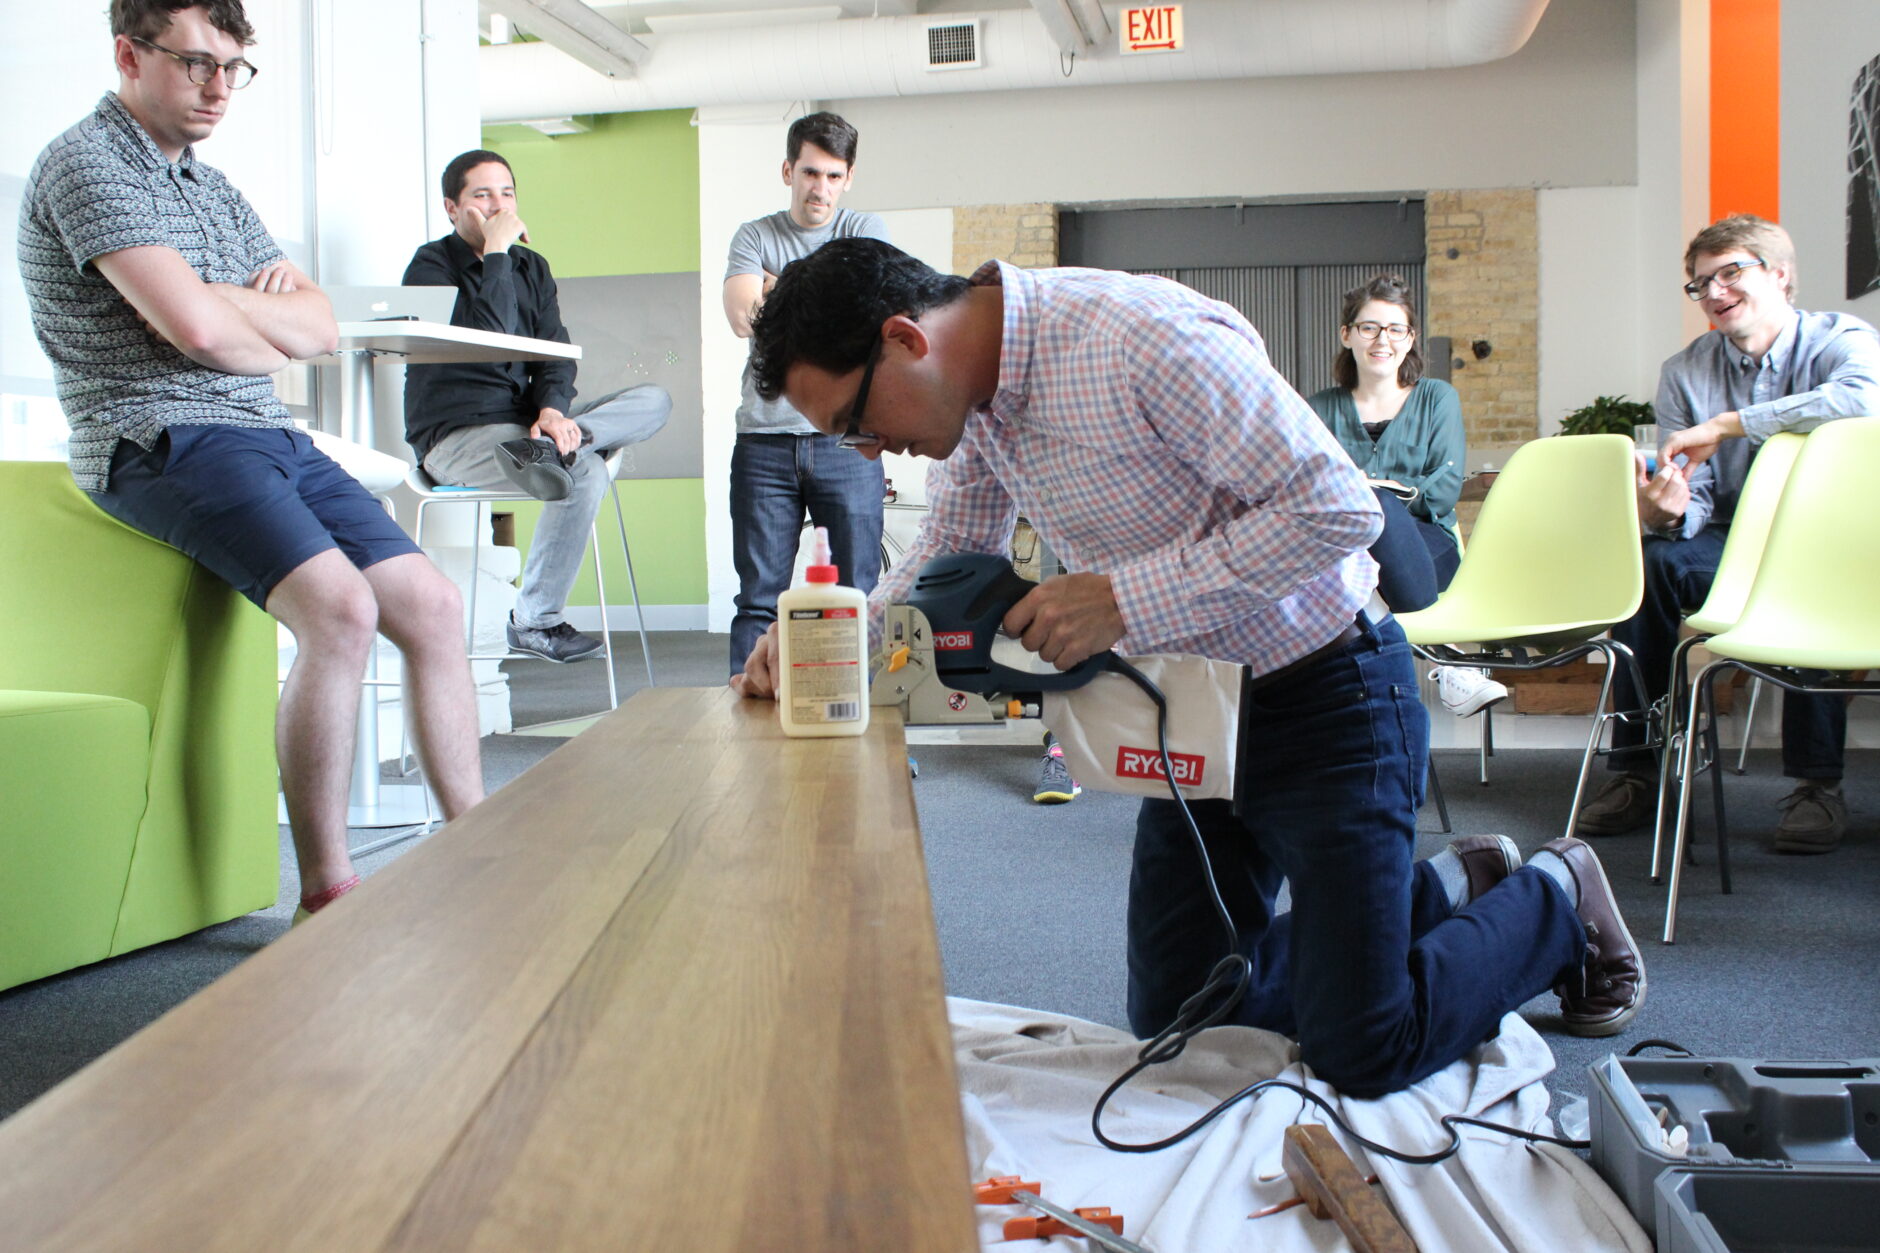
[729,432,884,672]
[1368,488,1461,614]
[1126,615,1586,1097]
[1609,528,1845,779]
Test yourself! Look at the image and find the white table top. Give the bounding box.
[307,320,583,366]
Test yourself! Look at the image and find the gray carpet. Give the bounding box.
[4,635,1877,1126]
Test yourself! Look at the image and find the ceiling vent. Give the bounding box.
[924,20,981,71]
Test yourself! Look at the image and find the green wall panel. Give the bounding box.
[478,110,705,611]
[481,111,700,278]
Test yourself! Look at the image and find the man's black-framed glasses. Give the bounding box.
[838,337,884,451]
[1683,257,1764,302]
[132,36,258,89]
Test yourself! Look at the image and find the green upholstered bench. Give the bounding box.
[0,461,279,992]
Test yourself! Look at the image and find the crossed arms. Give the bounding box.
[96,245,337,374]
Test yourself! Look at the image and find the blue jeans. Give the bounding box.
[421,384,671,629]
[1125,615,1586,1097]
[729,432,884,672]
[1368,488,1461,613]
[1608,528,1845,779]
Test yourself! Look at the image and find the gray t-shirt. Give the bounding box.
[725,207,890,434]
[18,93,293,491]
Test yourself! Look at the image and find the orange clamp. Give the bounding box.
[973,1175,1041,1205]
[1003,1207,1125,1241]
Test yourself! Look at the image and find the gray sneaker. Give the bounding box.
[1774,782,1847,854]
[1033,739,1080,804]
[507,616,605,664]
[1574,772,1657,837]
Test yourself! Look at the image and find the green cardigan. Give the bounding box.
[1305,377,1466,549]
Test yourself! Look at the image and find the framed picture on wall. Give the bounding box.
[1847,53,1880,299]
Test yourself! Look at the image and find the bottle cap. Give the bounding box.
[805,525,838,583]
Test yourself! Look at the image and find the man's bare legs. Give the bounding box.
[364,553,484,819]
[267,550,484,902]
[266,549,380,897]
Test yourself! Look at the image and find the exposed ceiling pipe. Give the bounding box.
[479,0,1551,123]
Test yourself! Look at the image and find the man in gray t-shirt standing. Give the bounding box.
[721,112,891,675]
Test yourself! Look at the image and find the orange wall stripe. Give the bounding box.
[1711,0,1781,223]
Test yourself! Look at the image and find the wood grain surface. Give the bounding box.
[0,688,975,1252]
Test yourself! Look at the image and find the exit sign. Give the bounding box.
[1121,5,1182,54]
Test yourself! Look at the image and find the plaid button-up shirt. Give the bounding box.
[873,261,1382,677]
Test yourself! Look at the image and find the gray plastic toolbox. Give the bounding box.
[1586,1053,1880,1238]
[1655,1167,1880,1253]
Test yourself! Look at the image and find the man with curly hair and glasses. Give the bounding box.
[730,237,1648,1096]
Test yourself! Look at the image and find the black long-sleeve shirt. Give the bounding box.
[401,232,577,458]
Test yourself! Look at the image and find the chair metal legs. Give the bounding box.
[1561,638,1651,843]
[1427,757,1452,834]
[607,481,656,688]
[1734,677,1763,774]
[1411,639,1653,844]
[1664,660,1737,942]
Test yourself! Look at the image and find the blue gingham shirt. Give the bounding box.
[17,93,293,491]
[873,262,1382,677]
[1655,307,1880,537]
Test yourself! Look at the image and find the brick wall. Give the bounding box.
[952,204,1058,274]
[1425,189,1539,448]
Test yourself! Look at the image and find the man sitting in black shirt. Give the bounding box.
[403,148,670,663]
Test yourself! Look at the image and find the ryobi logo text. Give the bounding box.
[1115,746,1204,787]
[933,631,975,652]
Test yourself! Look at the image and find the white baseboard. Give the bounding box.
[563,603,709,632]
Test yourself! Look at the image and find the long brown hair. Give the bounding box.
[1332,274,1424,390]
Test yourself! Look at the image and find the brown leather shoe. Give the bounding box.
[1448,834,1522,905]
[1539,837,1646,1037]
[1573,772,1657,837]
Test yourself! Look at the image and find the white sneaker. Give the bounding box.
[1431,666,1509,718]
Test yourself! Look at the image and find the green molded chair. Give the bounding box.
[1647,432,1806,891]
[0,461,279,992]
[1395,433,1645,840]
[1662,418,1880,943]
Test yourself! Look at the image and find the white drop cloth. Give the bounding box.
[949,999,1650,1252]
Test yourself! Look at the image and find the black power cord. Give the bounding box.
[1085,656,1592,1164]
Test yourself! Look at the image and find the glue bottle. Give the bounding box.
[777,526,870,738]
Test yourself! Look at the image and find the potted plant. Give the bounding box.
[1558,394,1654,437]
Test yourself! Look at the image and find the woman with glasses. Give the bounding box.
[1305,275,1505,718]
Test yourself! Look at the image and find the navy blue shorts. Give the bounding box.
[89,425,420,609]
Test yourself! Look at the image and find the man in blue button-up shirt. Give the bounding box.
[1577,215,1880,851]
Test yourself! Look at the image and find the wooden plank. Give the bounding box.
[0,689,974,1253]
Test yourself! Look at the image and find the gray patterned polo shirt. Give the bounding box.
[18,92,294,491]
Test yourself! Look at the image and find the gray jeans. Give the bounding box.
[421,384,671,628]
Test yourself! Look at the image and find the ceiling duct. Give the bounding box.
[479,0,1551,122]
[1031,0,1111,55]
[484,0,648,78]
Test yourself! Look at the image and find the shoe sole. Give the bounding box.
[1560,841,1648,1038]
[1442,690,1508,719]
[1033,789,1080,804]
[507,642,605,664]
[1573,815,1649,838]
[1773,834,1844,855]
